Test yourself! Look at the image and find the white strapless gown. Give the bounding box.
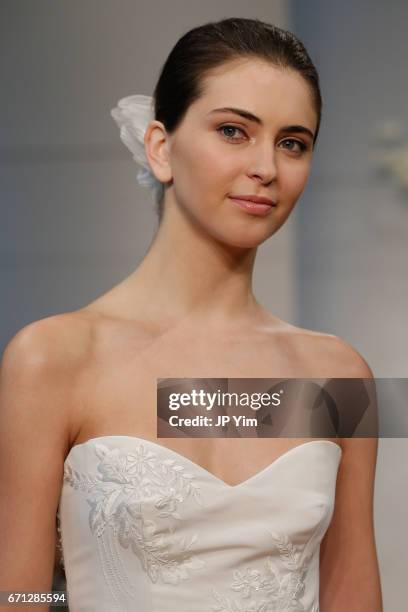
[57,437,342,612]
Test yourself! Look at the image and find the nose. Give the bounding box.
[247,140,278,185]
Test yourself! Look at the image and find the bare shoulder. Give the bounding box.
[0,310,97,588]
[283,322,374,378]
[316,338,382,608]
[2,310,93,368]
[0,309,95,448]
[287,326,378,453]
[317,331,373,377]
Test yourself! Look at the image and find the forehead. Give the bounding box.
[189,58,316,126]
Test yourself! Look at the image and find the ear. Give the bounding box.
[143,120,172,183]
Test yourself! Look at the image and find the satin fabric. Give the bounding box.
[57,437,342,611]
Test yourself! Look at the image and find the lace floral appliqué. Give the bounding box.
[62,442,206,584]
[211,532,315,612]
[55,510,65,570]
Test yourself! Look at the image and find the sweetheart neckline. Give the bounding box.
[64,436,342,490]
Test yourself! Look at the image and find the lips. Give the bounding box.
[228,196,276,217]
[229,194,276,206]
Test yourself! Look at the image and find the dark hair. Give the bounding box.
[152,17,322,222]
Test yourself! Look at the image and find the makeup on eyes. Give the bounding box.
[216,124,310,154]
[207,106,315,142]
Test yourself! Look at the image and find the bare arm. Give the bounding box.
[319,341,382,611]
[0,315,87,610]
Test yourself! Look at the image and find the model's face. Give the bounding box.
[159,59,318,247]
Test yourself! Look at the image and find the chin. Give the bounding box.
[211,226,274,249]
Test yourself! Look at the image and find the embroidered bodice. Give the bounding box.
[56,437,342,611]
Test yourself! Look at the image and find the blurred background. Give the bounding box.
[1,1,407,609]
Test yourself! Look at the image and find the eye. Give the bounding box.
[217,124,247,141]
[279,138,308,154]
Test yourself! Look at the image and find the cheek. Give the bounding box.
[194,144,238,190]
[280,161,311,201]
[170,140,233,219]
[174,140,228,191]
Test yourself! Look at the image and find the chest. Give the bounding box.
[72,328,330,484]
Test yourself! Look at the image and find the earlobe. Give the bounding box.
[144,121,173,183]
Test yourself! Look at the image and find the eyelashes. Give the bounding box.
[216,124,309,154]
[280,138,308,153]
[217,125,247,141]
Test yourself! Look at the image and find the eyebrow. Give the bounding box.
[207,107,315,140]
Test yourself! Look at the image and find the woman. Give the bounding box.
[0,17,382,611]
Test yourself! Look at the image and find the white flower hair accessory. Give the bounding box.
[110,94,164,203]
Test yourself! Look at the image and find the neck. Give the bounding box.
[123,196,266,328]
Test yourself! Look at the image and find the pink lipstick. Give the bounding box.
[228,195,276,216]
